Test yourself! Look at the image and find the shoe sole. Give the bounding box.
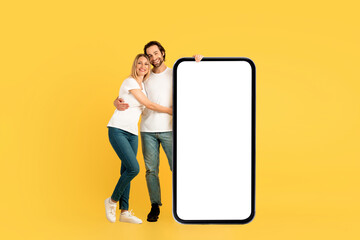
[119,221,142,224]
[147,217,159,222]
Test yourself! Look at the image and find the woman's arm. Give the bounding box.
[130,89,172,115]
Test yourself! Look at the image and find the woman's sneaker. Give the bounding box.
[104,197,117,223]
[119,210,142,224]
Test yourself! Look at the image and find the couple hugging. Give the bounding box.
[105,41,203,224]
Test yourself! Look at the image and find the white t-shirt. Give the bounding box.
[140,67,173,132]
[107,77,146,135]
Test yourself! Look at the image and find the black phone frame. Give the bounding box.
[172,57,256,224]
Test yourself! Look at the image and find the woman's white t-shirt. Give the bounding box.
[107,77,146,135]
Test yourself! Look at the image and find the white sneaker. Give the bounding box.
[105,197,117,223]
[119,210,142,224]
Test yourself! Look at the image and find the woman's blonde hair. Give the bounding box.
[130,54,151,81]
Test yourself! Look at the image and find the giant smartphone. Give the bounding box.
[173,57,255,224]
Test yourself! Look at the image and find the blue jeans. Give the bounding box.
[108,127,140,210]
[140,131,173,206]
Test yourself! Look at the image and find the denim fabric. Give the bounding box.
[108,127,139,210]
[140,131,172,206]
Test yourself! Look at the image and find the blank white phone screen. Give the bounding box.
[174,58,255,223]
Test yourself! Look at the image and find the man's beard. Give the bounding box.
[152,57,164,68]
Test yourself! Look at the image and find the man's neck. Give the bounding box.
[152,63,167,74]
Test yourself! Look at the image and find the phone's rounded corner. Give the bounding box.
[242,57,256,72]
[173,57,193,71]
[172,210,187,224]
[241,210,256,224]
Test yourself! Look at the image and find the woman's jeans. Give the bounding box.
[108,127,140,210]
[140,131,173,206]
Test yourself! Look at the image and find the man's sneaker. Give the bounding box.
[104,197,117,223]
[147,203,160,222]
[119,210,142,224]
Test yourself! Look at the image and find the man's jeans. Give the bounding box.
[141,131,173,206]
[108,127,140,210]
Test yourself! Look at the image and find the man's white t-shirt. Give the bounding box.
[140,67,173,132]
[107,77,146,135]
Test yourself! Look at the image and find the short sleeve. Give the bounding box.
[123,78,141,93]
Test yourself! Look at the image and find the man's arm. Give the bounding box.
[114,97,129,111]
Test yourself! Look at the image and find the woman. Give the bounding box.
[105,54,172,224]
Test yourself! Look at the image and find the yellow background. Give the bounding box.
[1,0,359,239]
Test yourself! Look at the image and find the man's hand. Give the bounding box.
[114,97,129,111]
[193,54,204,62]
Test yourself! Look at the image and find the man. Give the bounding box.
[114,41,202,222]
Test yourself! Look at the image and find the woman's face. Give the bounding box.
[136,56,150,77]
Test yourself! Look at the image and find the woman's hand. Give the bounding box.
[168,107,173,115]
[130,89,172,115]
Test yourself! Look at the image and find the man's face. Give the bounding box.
[146,45,164,68]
